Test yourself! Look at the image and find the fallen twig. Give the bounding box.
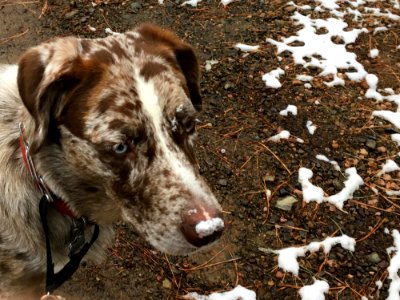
[0,29,29,45]
[39,0,48,19]
[357,217,387,243]
[257,142,291,174]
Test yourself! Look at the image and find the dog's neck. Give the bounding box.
[18,122,77,218]
[18,122,100,294]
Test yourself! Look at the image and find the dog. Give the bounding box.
[0,24,224,299]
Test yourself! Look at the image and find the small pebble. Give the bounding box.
[366,139,376,149]
[218,179,228,186]
[377,146,386,153]
[65,9,78,19]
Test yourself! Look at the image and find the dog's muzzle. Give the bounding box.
[180,201,224,247]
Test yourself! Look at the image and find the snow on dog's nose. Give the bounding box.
[181,202,224,247]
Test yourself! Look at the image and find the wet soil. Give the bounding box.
[1,1,400,299]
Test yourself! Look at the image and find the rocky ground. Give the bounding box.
[1,0,400,299]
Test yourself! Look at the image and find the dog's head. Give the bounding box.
[17,24,223,255]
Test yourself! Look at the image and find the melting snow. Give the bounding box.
[299,167,363,209]
[221,0,237,6]
[268,130,290,142]
[372,111,400,129]
[262,68,285,89]
[299,280,330,300]
[327,167,364,209]
[260,234,356,276]
[183,285,256,300]
[234,43,260,52]
[280,105,298,116]
[266,12,368,86]
[376,280,383,290]
[304,83,312,89]
[364,7,400,20]
[365,74,384,101]
[374,26,388,34]
[364,74,400,106]
[298,168,325,203]
[306,120,317,135]
[181,0,202,7]
[387,190,400,196]
[387,230,400,300]
[392,134,400,146]
[316,154,341,171]
[369,48,379,58]
[296,74,313,82]
[380,159,400,174]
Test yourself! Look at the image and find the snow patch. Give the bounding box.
[260,234,356,276]
[306,120,317,135]
[221,0,237,7]
[392,134,400,146]
[183,285,256,300]
[387,230,400,300]
[268,130,290,142]
[387,190,400,196]
[364,7,400,21]
[298,168,325,203]
[234,43,260,52]
[374,26,388,34]
[316,154,341,171]
[266,12,368,86]
[262,68,285,89]
[376,280,383,290]
[296,74,313,82]
[365,73,383,101]
[305,83,312,89]
[299,280,330,300]
[380,159,400,175]
[280,105,298,116]
[372,110,400,129]
[181,0,202,7]
[326,167,364,209]
[299,167,363,209]
[369,48,379,58]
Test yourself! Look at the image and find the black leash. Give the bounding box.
[39,196,100,294]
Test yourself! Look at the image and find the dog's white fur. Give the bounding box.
[0,24,223,299]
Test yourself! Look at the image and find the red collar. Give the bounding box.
[19,129,77,219]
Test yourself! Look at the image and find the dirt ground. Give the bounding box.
[1,0,400,299]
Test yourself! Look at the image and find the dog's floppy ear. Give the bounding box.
[18,37,94,154]
[137,24,202,111]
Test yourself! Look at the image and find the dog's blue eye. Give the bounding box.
[113,143,129,155]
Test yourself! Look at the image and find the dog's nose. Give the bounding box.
[181,202,224,247]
